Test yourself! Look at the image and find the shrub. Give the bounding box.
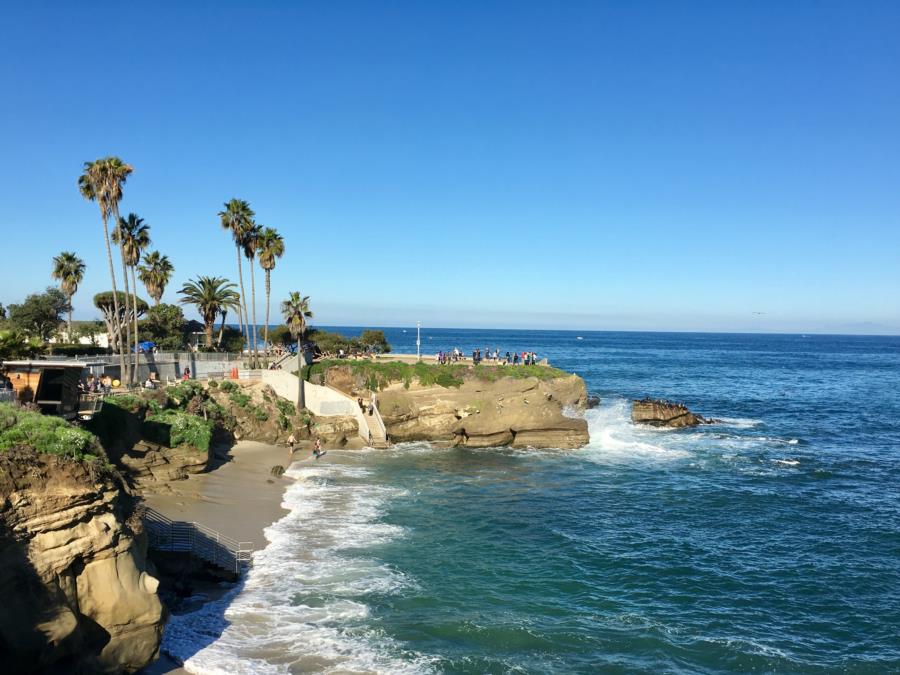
[207,379,219,389]
[229,390,251,408]
[145,410,212,452]
[219,380,238,394]
[0,403,104,461]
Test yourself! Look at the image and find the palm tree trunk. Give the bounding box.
[297,349,306,410]
[264,269,271,356]
[205,319,214,348]
[236,246,249,356]
[101,213,126,382]
[249,256,258,368]
[67,294,73,343]
[131,266,141,383]
[217,310,227,347]
[118,245,132,385]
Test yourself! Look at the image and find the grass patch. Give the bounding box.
[0,403,105,462]
[306,359,569,391]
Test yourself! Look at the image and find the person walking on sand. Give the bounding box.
[313,438,323,459]
[287,433,296,456]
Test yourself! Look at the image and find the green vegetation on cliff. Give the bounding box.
[0,403,105,462]
[305,359,572,391]
[89,390,215,454]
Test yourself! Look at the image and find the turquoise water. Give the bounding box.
[165,330,900,674]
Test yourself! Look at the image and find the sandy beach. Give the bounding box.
[140,440,302,674]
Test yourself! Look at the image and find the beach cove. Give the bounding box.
[137,329,900,673]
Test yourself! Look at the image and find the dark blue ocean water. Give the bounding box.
[168,329,900,674]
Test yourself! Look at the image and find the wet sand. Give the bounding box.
[140,440,302,674]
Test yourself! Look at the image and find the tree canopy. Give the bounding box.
[6,288,70,341]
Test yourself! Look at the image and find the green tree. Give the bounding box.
[7,288,70,342]
[359,329,392,354]
[79,156,133,382]
[218,199,254,352]
[137,251,174,305]
[50,251,85,340]
[178,276,240,348]
[257,227,284,354]
[93,291,148,355]
[140,303,186,351]
[281,292,313,409]
[242,222,262,366]
[113,213,151,382]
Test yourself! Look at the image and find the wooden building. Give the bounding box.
[0,360,88,420]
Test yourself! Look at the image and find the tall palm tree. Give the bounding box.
[257,227,284,355]
[218,199,254,354]
[113,213,151,378]
[242,222,262,367]
[50,252,86,341]
[137,251,174,305]
[178,276,240,348]
[281,292,313,409]
[79,157,133,382]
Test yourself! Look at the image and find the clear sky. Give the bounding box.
[1,1,898,334]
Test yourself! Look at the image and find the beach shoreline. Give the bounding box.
[139,440,301,674]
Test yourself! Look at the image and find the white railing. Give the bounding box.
[139,506,253,574]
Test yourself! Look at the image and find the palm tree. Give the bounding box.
[218,199,254,354]
[281,292,313,409]
[50,252,86,340]
[257,227,284,355]
[113,213,151,379]
[79,157,133,382]
[242,222,262,367]
[138,251,174,305]
[178,276,240,348]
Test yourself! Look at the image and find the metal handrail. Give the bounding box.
[138,505,253,574]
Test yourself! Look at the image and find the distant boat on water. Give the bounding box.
[576,336,584,340]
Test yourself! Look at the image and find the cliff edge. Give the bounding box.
[316,362,590,449]
[0,406,164,673]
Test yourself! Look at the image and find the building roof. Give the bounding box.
[1,360,88,369]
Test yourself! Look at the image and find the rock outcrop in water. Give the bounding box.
[0,448,165,673]
[320,364,590,449]
[631,398,712,427]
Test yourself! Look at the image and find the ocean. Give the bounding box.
[163,329,900,673]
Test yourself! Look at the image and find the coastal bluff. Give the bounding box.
[0,449,164,673]
[313,361,590,449]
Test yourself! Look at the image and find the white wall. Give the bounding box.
[262,370,369,441]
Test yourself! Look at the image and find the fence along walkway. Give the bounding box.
[139,506,253,574]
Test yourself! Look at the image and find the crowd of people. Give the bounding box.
[436,348,541,366]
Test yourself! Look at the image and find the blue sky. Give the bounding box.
[1,1,898,334]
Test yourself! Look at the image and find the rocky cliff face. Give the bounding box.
[631,399,712,427]
[325,366,590,449]
[0,449,164,673]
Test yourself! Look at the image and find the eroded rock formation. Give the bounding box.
[631,399,712,427]
[0,449,164,673]
[324,365,590,449]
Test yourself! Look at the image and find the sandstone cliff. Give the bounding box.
[0,449,164,673]
[320,364,590,449]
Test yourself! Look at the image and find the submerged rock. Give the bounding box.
[631,398,712,428]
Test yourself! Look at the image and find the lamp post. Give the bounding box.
[416,321,421,361]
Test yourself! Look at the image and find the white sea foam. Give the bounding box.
[163,460,434,674]
[580,400,692,462]
[714,416,764,428]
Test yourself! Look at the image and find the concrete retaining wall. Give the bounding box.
[262,371,368,441]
